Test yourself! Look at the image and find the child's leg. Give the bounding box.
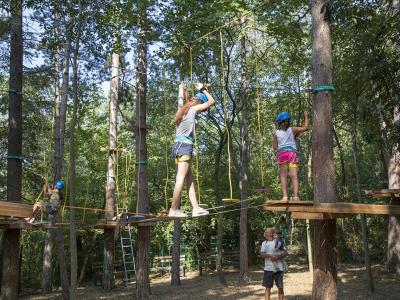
[171,161,190,210]
[279,164,289,198]
[185,166,200,210]
[288,166,299,198]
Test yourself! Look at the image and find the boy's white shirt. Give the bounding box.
[261,239,286,272]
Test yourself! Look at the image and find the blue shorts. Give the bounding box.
[171,142,193,163]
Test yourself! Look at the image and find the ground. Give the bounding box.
[20,264,400,299]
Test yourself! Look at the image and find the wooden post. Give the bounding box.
[1,1,23,298]
[310,1,337,299]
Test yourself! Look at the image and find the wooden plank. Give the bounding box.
[292,212,327,220]
[264,202,400,215]
[265,200,314,206]
[364,189,400,198]
[0,201,34,218]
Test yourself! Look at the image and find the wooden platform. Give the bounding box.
[264,200,400,220]
[0,201,34,218]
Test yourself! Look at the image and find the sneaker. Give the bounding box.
[281,196,289,201]
[168,209,188,218]
[192,207,210,217]
[290,196,300,201]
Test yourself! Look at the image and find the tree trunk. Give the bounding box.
[387,92,400,274]
[103,49,120,292]
[54,9,73,299]
[42,2,61,292]
[171,219,181,286]
[215,139,227,285]
[135,3,150,298]
[239,17,249,283]
[69,1,83,298]
[1,1,23,298]
[351,107,374,293]
[310,1,337,299]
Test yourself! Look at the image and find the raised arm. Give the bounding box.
[292,111,309,136]
[193,90,215,112]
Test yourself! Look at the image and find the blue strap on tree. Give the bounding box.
[7,155,24,161]
[135,160,148,165]
[313,85,335,94]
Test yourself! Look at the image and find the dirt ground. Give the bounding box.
[20,264,400,300]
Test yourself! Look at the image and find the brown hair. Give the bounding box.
[175,99,201,125]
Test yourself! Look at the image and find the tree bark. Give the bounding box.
[1,1,23,298]
[135,3,150,298]
[54,9,72,298]
[387,92,400,274]
[103,48,120,292]
[42,2,61,292]
[215,139,227,285]
[239,17,249,283]
[310,1,337,299]
[69,1,83,298]
[171,219,181,286]
[351,106,374,293]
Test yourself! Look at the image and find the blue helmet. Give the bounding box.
[56,180,65,190]
[196,92,208,103]
[276,112,291,122]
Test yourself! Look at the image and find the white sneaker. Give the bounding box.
[281,196,289,201]
[192,207,209,217]
[168,209,188,218]
[290,196,300,201]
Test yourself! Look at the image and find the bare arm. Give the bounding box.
[292,112,309,136]
[272,133,278,150]
[183,87,190,104]
[193,90,215,112]
[43,183,52,196]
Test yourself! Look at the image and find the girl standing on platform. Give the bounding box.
[169,83,215,218]
[272,112,308,200]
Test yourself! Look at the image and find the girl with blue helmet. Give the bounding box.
[169,83,215,218]
[272,112,309,200]
[43,180,65,214]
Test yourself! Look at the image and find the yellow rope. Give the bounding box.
[115,147,120,208]
[255,58,265,187]
[189,47,201,205]
[220,30,234,200]
[162,65,170,211]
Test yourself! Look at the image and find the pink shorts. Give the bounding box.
[277,150,298,165]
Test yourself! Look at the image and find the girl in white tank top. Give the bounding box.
[272,112,309,201]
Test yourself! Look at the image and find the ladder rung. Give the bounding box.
[125,269,135,272]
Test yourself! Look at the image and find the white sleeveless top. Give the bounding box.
[276,127,297,151]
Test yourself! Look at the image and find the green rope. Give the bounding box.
[135,160,148,165]
[313,85,335,94]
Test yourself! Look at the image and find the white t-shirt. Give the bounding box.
[261,240,286,272]
[276,127,297,151]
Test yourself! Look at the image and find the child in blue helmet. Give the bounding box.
[169,84,215,218]
[272,112,308,200]
[43,180,64,214]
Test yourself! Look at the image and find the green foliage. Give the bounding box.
[1,0,399,292]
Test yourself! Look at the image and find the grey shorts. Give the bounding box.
[262,271,283,289]
[171,142,193,158]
